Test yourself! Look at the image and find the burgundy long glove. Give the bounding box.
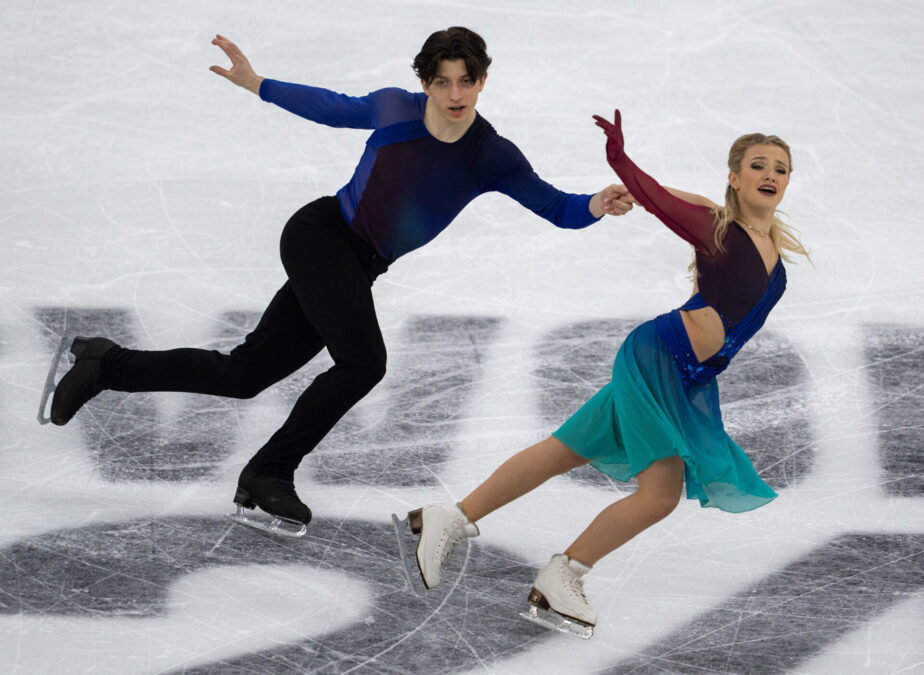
[592,109,624,169]
[592,109,718,254]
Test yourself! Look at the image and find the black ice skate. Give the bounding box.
[227,465,312,537]
[39,336,118,425]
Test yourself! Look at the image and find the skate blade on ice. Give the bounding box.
[227,505,308,538]
[519,604,594,640]
[37,336,69,425]
[390,513,425,595]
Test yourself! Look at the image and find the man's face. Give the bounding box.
[421,58,485,126]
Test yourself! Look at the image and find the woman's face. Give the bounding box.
[729,144,791,213]
[421,58,485,126]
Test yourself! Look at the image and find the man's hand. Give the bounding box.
[590,183,635,218]
[210,34,264,95]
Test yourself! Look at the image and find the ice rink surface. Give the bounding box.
[1,0,922,672]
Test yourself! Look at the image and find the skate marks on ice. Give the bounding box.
[605,533,924,674]
[306,315,503,486]
[0,516,552,673]
[863,324,924,496]
[534,320,814,490]
[34,307,253,482]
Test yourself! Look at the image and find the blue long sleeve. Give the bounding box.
[259,81,599,259]
[259,79,376,129]
[492,152,596,229]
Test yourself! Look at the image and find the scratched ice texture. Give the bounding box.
[0,1,922,673]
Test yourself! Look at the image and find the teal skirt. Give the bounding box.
[553,319,777,513]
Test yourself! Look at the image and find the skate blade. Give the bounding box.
[37,336,69,425]
[519,604,594,640]
[227,505,308,538]
[390,513,425,595]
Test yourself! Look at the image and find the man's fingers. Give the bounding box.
[604,202,631,216]
[212,35,246,65]
[212,39,234,59]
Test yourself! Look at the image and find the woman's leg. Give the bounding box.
[563,455,684,565]
[460,436,590,522]
[411,436,588,588]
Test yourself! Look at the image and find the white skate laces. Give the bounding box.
[410,502,479,589]
[530,553,597,627]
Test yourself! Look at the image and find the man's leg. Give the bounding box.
[105,283,324,397]
[246,202,387,480]
[50,281,324,425]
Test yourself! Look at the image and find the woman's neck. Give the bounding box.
[737,205,775,234]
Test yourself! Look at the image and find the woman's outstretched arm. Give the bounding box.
[593,110,719,254]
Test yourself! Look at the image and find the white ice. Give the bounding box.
[1,1,922,673]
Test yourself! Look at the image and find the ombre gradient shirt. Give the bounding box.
[260,80,600,261]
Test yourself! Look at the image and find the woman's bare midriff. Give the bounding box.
[679,306,725,363]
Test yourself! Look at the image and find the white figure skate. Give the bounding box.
[520,553,597,639]
[391,502,479,593]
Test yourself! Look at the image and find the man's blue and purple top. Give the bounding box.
[260,79,600,261]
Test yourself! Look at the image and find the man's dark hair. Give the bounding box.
[412,27,492,84]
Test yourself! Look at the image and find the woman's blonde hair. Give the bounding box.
[691,133,810,274]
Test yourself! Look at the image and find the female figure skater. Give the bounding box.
[399,110,809,637]
[45,28,629,535]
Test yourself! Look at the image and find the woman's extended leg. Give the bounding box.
[410,436,588,588]
[563,454,685,565]
[460,436,590,521]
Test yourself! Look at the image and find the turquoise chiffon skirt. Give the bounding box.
[553,319,777,513]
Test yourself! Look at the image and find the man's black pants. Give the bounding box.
[100,196,389,480]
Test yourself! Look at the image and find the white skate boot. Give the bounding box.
[520,553,597,639]
[391,503,479,592]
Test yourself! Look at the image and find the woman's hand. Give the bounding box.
[590,183,635,218]
[209,34,264,95]
[592,109,624,169]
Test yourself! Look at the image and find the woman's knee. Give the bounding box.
[643,490,682,522]
[636,456,684,520]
